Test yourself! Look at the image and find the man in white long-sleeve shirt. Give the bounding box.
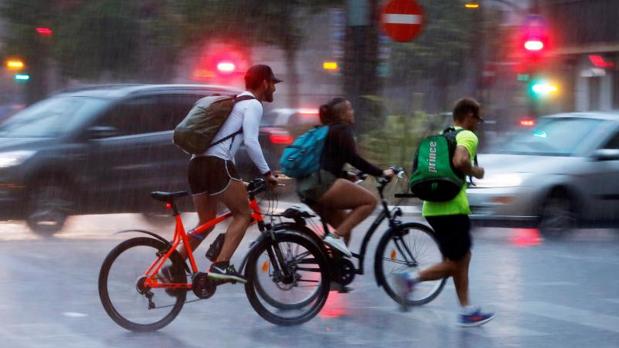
[172,65,280,283]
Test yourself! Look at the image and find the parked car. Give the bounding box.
[0,84,291,234]
[469,112,619,236]
[262,107,320,138]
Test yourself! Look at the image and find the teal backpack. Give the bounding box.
[279,126,329,178]
[409,127,474,202]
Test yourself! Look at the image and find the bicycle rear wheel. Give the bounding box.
[98,237,187,332]
[244,230,329,326]
[375,222,446,306]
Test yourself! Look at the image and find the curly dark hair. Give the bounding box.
[319,97,348,125]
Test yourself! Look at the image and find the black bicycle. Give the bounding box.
[277,168,447,306]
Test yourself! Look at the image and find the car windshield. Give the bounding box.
[496,117,602,156]
[0,96,106,138]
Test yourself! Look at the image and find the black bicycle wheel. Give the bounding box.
[244,231,330,326]
[98,237,187,332]
[375,222,446,306]
[253,224,329,310]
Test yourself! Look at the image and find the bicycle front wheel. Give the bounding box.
[98,237,187,332]
[244,230,330,326]
[375,222,446,306]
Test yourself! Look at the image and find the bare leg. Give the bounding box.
[417,252,471,307]
[215,180,252,262]
[312,205,350,244]
[418,259,456,281]
[452,252,471,307]
[316,179,377,240]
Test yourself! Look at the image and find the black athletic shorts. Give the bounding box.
[425,215,472,261]
[188,156,241,196]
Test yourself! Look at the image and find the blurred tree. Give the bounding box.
[0,0,57,103]
[387,0,477,112]
[1,0,340,103]
[55,0,183,82]
[177,0,341,108]
[1,0,184,98]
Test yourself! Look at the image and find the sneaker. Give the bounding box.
[208,263,247,284]
[458,308,496,327]
[324,233,352,257]
[392,272,415,311]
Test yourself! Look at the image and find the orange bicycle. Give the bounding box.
[98,178,330,331]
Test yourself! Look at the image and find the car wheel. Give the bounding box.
[539,190,577,238]
[26,181,74,235]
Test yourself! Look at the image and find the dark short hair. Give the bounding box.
[319,97,348,125]
[453,98,480,122]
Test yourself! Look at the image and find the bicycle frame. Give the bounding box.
[141,194,266,291]
[321,193,402,276]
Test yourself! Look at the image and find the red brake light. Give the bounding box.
[519,118,536,127]
[36,27,53,37]
[269,132,294,145]
[216,61,236,73]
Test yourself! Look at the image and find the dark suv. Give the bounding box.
[0,84,290,234]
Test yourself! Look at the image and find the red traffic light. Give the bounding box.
[524,39,544,52]
[521,15,548,54]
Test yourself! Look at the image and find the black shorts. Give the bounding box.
[425,215,472,261]
[188,156,241,196]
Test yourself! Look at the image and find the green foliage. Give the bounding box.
[358,111,431,169]
[55,1,141,79]
[388,0,476,83]
[1,0,340,82]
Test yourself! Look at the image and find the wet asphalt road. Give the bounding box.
[1,210,618,348]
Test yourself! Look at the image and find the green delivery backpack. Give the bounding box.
[409,127,471,202]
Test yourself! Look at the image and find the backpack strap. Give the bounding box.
[208,95,256,149]
[445,127,479,187]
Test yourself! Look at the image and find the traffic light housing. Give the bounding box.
[520,15,549,59]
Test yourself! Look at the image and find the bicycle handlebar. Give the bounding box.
[247,178,267,196]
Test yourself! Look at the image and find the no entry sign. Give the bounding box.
[381,0,424,42]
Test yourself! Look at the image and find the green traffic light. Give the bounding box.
[529,79,558,99]
[14,73,30,81]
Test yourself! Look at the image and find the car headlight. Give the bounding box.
[474,173,529,188]
[0,150,36,168]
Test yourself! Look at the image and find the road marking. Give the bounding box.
[495,301,619,334]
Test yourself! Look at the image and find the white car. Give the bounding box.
[468,112,619,236]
